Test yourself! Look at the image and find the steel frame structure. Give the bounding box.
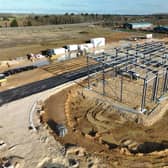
[86,41,168,113]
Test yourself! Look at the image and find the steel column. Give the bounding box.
[120,76,123,102]
[87,55,90,89]
[163,69,168,93]
[141,79,148,112]
[102,58,105,96]
[152,73,159,102]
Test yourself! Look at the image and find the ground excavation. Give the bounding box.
[0,22,168,167]
[41,38,168,168]
[43,80,168,167]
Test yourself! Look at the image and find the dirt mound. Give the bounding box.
[44,85,168,167]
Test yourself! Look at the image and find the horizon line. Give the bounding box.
[0,11,168,16]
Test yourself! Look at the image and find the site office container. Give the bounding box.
[146,34,153,39]
[53,48,66,55]
[48,48,67,60]
[78,44,88,51]
[65,44,78,52]
[90,37,106,48]
[78,43,94,52]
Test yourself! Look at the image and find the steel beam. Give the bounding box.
[102,57,105,96]
[86,55,90,89]
[120,76,123,102]
[152,72,159,102]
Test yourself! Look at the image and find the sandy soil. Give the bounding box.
[85,71,156,111]
[0,79,106,168]
[0,24,141,60]
[0,56,96,92]
[44,84,168,167]
[0,84,72,168]
[41,56,96,75]
[44,89,68,124]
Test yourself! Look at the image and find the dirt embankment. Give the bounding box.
[44,84,168,167]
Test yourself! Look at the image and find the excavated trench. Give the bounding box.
[119,139,168,154]
[135,141,168,154]
[84,129,168,154]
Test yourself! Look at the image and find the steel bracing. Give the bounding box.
[86,41,168,113]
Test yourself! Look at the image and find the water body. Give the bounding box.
[0,0,167,15]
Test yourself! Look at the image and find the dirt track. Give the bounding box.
[0,84,74,168]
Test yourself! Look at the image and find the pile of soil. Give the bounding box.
[44,84,168,167]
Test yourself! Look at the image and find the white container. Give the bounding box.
[53,48,66,55]
[78,44,86,51]
[78,43,94,51]
[146,34,153,39]
[66,44,78,51]
[85,43,94,49]
[90,37,106,48]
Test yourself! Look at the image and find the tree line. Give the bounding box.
[0,13,168,27]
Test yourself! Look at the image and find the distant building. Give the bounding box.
[123,22,153,30]
[154,26,168,33]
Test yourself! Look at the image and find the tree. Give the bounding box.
[10,19,18,27]
[34,16,39,20]
[27,20,32,26]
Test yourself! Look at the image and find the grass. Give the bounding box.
[0,24,142,60]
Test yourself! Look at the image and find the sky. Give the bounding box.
[0,0,167,15]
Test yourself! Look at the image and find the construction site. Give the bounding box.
[0,22,168,167]
[86,41,168,113]
[42,40,168,167]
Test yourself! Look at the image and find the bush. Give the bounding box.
[27,20,32,26]
[10,19,18,27]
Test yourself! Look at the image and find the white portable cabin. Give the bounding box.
[78,44,86,51]
[85,43,94,49]
[66,44,78,52]
[78,43,94,51]
[53,48,66,55]
[146,34,153,39]
[90,37,106,48]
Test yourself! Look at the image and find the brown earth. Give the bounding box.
[44,83,168,167]
[0,23,143,60]
[41,56,96,75]
[0,56,96,92]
